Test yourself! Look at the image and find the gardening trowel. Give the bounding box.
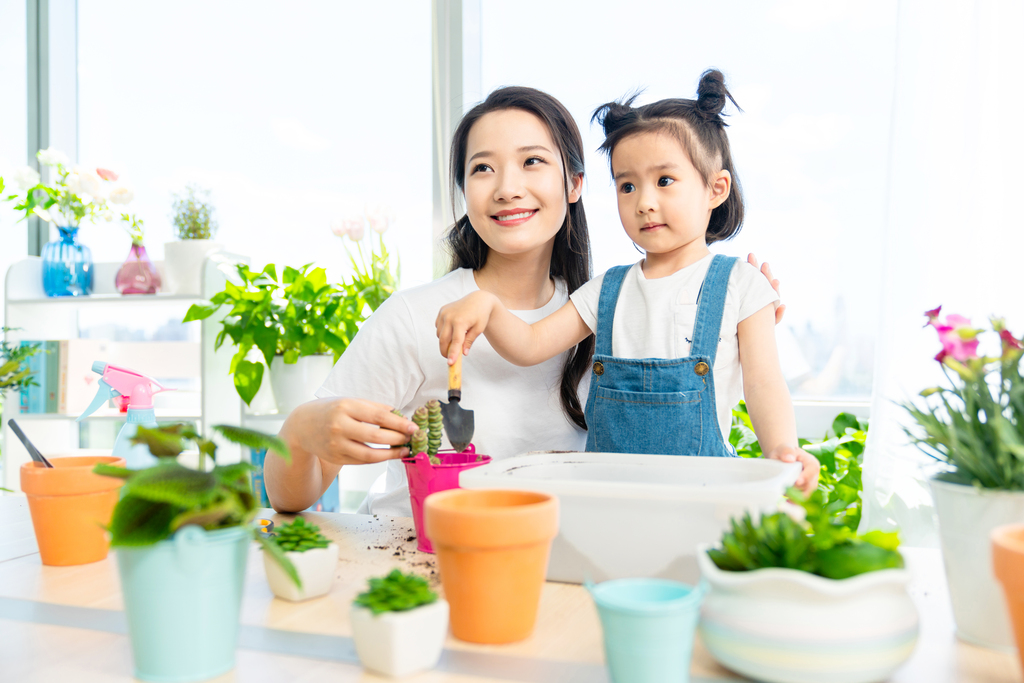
[440,345,475,453]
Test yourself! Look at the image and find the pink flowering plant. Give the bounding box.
[903,307,1024,490]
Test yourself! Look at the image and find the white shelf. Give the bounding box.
[9,411,202,421]
[7,293,205,305]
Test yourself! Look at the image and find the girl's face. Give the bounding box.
[611,131,729,266]
[463,109,582,262]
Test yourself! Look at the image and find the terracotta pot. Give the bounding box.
[992,524,1024,673]
[20,455,126,566]
[424,488,558,644]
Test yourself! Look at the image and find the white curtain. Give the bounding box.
[862,0,1024,545]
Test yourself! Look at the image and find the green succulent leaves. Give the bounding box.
[354,569,437,615]
[270,517,331,553]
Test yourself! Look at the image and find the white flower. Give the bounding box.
[65,173,83,196]
[108,185,134,205]
[76,169,103,198]
[37,147,69,167]
[10,166,40,191]
[329,216,347,238]
[32,205,53,223]
[365,204,392,234]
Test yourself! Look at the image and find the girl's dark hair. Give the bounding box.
[443,86,594,431]
[591,69,744,244]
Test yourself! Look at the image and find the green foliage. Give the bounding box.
[731,403,867,533]
[346,234,399,314]
[0,330,42,392]
[902,321,1024,490]
[354,569,437,615]
[3,151,117,227]
[183,262,386,405]
[170,184,217,240]
[270,517,331,553]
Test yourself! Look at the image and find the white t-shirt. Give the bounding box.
[316,268,587,516]
[569,254,779,439]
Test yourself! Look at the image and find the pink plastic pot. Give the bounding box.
[403,444,491,553]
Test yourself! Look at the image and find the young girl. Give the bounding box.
[436,70,819,493]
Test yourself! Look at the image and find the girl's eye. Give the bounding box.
[620,182,635,194]
[524,156,545,167]
[658,177,675,187]
[471,163,493,174]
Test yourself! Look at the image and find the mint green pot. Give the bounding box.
[588,578,707,683]
[116,525,250,682]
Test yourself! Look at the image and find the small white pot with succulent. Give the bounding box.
[350,569,449,678]
[263,517,338,602]
[164,184,222,295]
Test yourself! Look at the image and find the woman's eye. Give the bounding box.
[620,182,635,194]
[658,177,675,187]
[471,163,492,174]
[524,156,544,167]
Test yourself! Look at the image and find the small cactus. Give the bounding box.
[271,517,330,553]
[392,408,411,450]
[426,399,443,456]
[411,428,428,456]
[412,406,428,434]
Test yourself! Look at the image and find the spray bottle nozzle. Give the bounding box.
[77,362,173,421]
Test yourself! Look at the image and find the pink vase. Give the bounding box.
[403,444,491,553]
[116,244,161,295]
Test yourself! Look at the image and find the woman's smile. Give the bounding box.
[491,208,538,226]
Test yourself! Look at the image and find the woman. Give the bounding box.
[266,86,783,514]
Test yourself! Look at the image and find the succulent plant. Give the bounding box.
[411,429,428,456]
[426,399,443,456]
[271,517,331,553]
[354,569,437,615]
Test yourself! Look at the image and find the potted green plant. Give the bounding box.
[93,423,299,683]
[263,517,339,602]
[902,307,1024,649]
[350,569,448,678]
[164,184,222,295]
[698,489,916,683]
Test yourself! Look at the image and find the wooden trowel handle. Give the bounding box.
[448,343,462,402]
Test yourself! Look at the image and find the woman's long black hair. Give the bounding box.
[443,86,593,431]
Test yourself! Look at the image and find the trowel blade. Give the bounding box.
[440,399,474,453]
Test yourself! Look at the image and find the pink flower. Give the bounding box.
[1000,329,1023,352]
[96,168,119,181]
[924,306,942,325]
[927,311,980,363]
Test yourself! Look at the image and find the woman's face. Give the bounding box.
[463,109,582,261]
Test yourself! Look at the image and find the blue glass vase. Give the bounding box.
[42,226,93,297]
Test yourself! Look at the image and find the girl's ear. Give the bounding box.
[568,172,584,204]
[709,170,731,210]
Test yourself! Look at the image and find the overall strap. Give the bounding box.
[594,265,632,357]
[690,255,738,366]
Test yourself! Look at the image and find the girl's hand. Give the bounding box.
[765,445,820,495]
[436,291,500,364]
[747,253,786,325]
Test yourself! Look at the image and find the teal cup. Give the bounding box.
[588,577,708,683]
[116,525,250,682]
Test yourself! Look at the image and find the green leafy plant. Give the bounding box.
[0,330,41,392]
[708,488,904,580]
[183,263,362,404]
[353,569,437,615]
[92,423,301,587]
[902,308,1024,490]
[270,517,331,553]
[731,403,867,533]
[120,213,146,246]
[171,184,217,240]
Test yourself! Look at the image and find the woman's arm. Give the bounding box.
[436,291,592,367]
[266,398,417,513]
[737,304,820,494]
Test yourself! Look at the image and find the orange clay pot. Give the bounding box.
[993,523,1024,673]
[21,455,126,566]
[424,488,558,644]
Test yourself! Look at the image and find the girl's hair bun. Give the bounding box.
[696,69,740,123]
[591,93,642,138]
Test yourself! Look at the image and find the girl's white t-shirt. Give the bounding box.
[569,254,779,439]
[316,268,587,517]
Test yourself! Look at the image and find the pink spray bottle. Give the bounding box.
[77,362,173,469]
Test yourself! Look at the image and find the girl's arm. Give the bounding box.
[436,291,592,366]
[737,304,820,494]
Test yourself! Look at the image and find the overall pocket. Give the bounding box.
[589,386,703,456]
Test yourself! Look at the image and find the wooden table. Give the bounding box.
[0,496,1018,682]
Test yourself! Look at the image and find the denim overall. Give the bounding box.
[584,255,738,456]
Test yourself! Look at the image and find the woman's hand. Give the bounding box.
[436,291,500,364]
[747,253,786,325]
[765,445,820,496]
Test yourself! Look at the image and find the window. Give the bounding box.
[0,0,28,324]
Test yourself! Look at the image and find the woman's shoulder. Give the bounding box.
[387,268,475,310]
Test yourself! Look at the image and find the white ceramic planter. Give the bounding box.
[697,547,918,683]
[263,543,338,602]
[269,354,335,416]
[930,477,1024,650]
[350,599,449,678]
[163,239,222,295]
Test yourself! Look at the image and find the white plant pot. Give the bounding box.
[697,547,918,683]
[163,239,223,295]
[350,599,449,678]
[263,542,339,602]
[930,477,1024,650]
[269,354,335,416]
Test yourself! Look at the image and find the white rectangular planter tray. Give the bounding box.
[460,452,800,584]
